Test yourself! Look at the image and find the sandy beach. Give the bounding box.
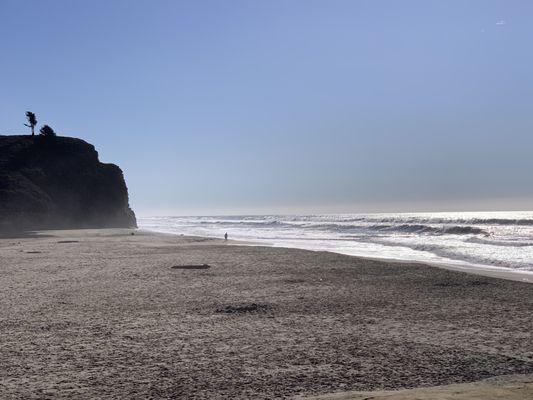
[1,229,532,399]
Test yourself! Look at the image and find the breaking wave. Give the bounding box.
[140,211,533,272]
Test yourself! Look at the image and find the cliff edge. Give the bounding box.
[0,135,137,231]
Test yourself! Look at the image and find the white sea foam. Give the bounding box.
[139,211,533,272]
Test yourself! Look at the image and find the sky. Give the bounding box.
[1,0,532,215]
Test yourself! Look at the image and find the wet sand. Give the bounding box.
[1,229,532,399]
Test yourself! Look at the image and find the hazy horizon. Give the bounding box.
[137,202,533,218]
[2,0,532,216]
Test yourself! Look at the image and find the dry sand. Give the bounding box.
[0,229,532,399]
[302,373,533,399]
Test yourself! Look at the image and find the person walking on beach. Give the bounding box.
[224,232,228,241]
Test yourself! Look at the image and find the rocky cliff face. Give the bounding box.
[0,135,137,232]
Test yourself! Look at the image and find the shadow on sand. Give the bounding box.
[0,231,53,239]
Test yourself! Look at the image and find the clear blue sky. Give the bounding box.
[1,0,532,215]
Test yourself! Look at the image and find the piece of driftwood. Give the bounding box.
[171,264,211,270]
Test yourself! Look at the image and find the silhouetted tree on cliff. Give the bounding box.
[39,125,56,137]
[24,111,37,136]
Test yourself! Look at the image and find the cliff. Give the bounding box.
[0,135,137,232]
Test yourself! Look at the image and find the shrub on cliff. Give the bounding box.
[39,125,56,137]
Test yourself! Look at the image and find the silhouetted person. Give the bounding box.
[224,232,228,240]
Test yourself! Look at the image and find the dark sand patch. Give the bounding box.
[217,303,272,314]
[0,231,51,239]
[434,279,491,287]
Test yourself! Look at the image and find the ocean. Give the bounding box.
[139,211,533,273]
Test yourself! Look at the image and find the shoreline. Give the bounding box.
[138,211,533,280]
[140,228,533,284]
[1,228,532,399]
